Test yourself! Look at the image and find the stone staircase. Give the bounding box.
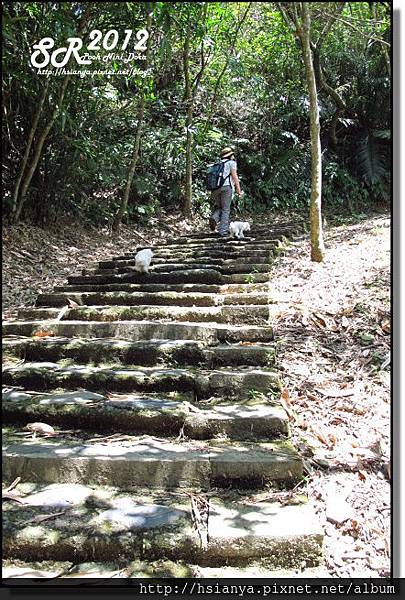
[2,222,325,579]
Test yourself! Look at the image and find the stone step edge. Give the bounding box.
[2,362,281,399]
[52,283,269,294]
[17,305,271,324]
[1,560,330,580]
[2,320,274,343]
[2,389,288,439]
[84,264,272,276]
[35,291,272,308]
[2,482,323,568]
[66,273,270,286]
[3,337,277,368]
[2,434,303,490]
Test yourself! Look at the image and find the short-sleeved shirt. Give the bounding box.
[220,159,237,190]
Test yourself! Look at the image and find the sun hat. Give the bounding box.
[220,146,235,159]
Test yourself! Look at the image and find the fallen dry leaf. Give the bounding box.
[328,433,337,447]
[380,318,390,334]
[280,387,295,420]
[33,330,56,338]
[358,470,367,482]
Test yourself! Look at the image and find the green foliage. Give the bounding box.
[2,2,391,224]
[355,134,389,188]
[323,160,369,214]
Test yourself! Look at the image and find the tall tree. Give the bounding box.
[10,6,92,222]
[112,3,153,230]
[279,2,325,262]
[181,2,210,217]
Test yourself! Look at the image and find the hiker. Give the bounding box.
[207,147,243,237]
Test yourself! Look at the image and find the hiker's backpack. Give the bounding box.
[206,160,231,191]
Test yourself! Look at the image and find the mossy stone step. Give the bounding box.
[52,282,269,295]
[100,256,223,267]
[135,240,280,252]
[3,320,274,343]
[86,263,271,276]
[3,337,277,368]
[66,270,270,286]
[87,263,223,275]
[35,291,271,308]
[175,226,301,240]
[3,483,195,562]
[1,560,329,580]
[54,282,223,294]
[117,247,274,263]
[98,255,272,269]
[2,483,322,567]
[2,432,302,489]
[17,304,270,326]
[2,389,288,439]
[2,362,281,398]
[68,268,224,286]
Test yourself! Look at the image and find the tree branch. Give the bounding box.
[204,2,252,130]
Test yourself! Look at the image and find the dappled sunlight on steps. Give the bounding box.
[2,220,324,577]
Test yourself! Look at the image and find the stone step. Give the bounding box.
[150,234,286,243]
[86,263,271,276]
[114,248,276,261]
[2,483,323,567]
[88,263,224,275]
[67,270,269,286]
[2,320,274,343]
[2,432,302,489]
[136,240,280,252]
[98,255,272,269]
[175,226,302,240]
[197,565,330,578]
[225,273,269,284]
[68,268,223,286]
[17,305,270,326]
[53,282,269,295]
[1,560,329,580]
[3,337,277,368]
[35,291,271,308]
[2,388,287,439]
[2,363,281,398]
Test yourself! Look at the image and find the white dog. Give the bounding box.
[229,221,251,239]
[134,248,154,273]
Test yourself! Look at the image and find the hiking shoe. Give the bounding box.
[209,217,217,231]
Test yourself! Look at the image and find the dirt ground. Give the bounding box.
[2,211,391,577]
[2,211,205,321]
[269,214,391,577]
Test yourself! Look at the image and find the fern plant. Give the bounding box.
[355,133,389,187]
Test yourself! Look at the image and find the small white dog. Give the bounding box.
[134,248,154,273]
[229,221,251,239]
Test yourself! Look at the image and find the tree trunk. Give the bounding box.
[11,79,49,220]
[112,97,146,230]
[14,75,70,222]
[299,4,325,263]
[112,4,153,230]
[12,6,92,223]
[183,30,192,217]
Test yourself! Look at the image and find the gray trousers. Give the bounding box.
[211,186,232,235]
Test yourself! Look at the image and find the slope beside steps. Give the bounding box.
[2,222,325,580]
